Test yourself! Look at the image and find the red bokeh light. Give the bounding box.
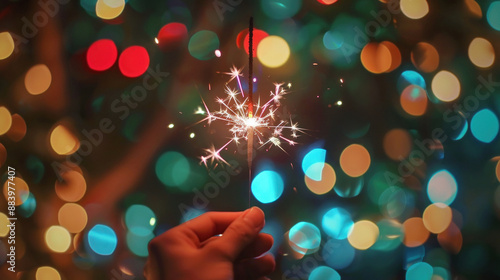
[157,22,188,50]
[86,39,118,71]
[317,0,339,4]
[243,29,268,57]
[118,46,150,78]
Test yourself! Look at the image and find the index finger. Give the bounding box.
[175,211,244,245]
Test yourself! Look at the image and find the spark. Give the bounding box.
[199,67,304,166]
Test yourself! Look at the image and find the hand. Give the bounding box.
[144,207,275,280]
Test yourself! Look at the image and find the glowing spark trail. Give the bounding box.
[199,67,303,167]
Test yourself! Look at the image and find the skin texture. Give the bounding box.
[144,207,275,280]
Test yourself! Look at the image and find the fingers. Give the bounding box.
[238,233,273,260]
[234,253,276,280]
[175,211,244,245]
[211,207,266,260]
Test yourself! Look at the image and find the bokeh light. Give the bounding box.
[360,42,392,74]
[322,207,354,239]
[437,222,462,254]
[45,225,71,253]
[188,30,220,60]
[422,203,452,234]
[322,238,355,269]
[468,37,495,68]
[411,42,439,72]
[289,222,321,254]
[58,203,88,233]
[487,2,500,31]
[25,64,52,95]
[0,212,9,237]
[88,224,117,255]
[383,129,412,160]
[302,148,326,180]
[406,262,433,280]
[244,29,269,57]
[55,170,87,202]
[261,0,301,20]
[125,204,156,235]
[96,0,125,20]
[87,39,118,71]
[400,85,428,116]
[427,170,457,206]
[318,0,339,4]
[157,22,188,50]
[323,30,343,50]
[6,114,27,142]
[308,266,341,280]
[119,46,150,78]
[348,220,379,250]
[340,144,371,177]
[403,217,430,247]
[305,163,336,195]
[36,266,61,280]
[401,0,429,19]
[0,106,12,135]
[3,177,30,206]
[126,230,154,257]
[252,170,284,203]
[257,35,290,68]
[431,71,460,102]
[155,151,190,189]
[471,109,499,143]
[398,70,426,93]
[50,124,80,155]
[0,143,6,168]
[373,219,404,251]
[0,32,15,60]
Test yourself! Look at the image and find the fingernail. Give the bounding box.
[242,207,265,229]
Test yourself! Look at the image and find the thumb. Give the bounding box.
[213,207,265,260]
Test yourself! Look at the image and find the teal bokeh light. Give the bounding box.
[471,109,499,143]
[323,31,344,50]
[322,238,355,269]
[126,231,154,257]
[406,262,433,280]
[308,266,341,280]
[487,2,500,31]
[251,170,284,204]
[125,204,156,236]
[261,0,302,20]
[302,148,326,180]
[289,222,321,254]
[188,31,219,60]
[155,151,190,188]
[397,70,426,93]
[88,224,118,256]
[321,207,353,239]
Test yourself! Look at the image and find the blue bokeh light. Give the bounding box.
[322,207,354,239]
[88,224,118,256]
[406,262,433,280]
[323,238,355,269]
[487,2,500,31]
[251,170,284,204]
[308,266,341,280]
[397,70,426,93]
[289,222,321,254]
[471,109,499,143]
[302,148,326,180]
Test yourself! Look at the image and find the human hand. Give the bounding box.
[144,207,275,280]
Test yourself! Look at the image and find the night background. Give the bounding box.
[1,0,500,279]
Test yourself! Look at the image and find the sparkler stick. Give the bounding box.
[247,17,254,206]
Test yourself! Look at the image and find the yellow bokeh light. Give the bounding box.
[304,163,336,195]
[468,37,495,68]
[340,144,371,177]
[55,170,87,202]
[36,266,61,280]
[50,124,80,155]
[411,42,439,73]
[383,129,412,161]
[58,203,88,233]
[0,32,15,60]
[257,36,290,68]
[0,212,9,237]
[348,220,379,250]
[45,225,71,253]
[3,177,30,206]
[401,0,429,19]
[0,106,12,135]
[96,0,126,20]
[423,203,452,234]
[431,70,460,102]
[403,217,430,247]
[25,64,52,95]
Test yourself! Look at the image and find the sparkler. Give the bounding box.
[198,17,303,204]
